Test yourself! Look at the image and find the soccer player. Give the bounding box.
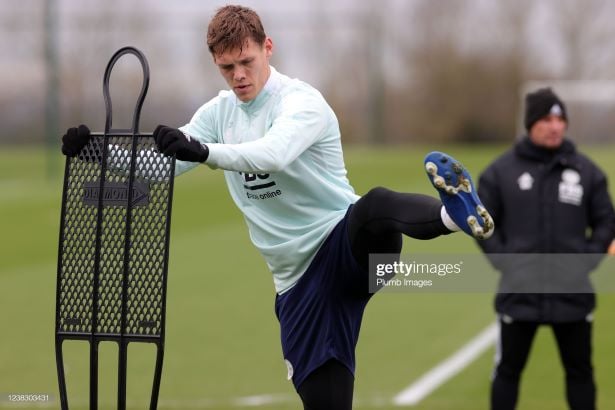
[477,87,615,410]
[61,5,493,409]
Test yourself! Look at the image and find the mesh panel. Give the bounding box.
[57,135,174,339]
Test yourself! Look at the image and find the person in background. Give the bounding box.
[477,87,615,410]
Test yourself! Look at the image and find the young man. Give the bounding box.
[477,88,615,410]
[62,5,493,409]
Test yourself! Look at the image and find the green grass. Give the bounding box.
[0,144,613,409]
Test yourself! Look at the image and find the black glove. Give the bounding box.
[61,124,91,157]
[153,125,209,162]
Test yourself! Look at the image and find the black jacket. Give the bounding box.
[477,137,615,322]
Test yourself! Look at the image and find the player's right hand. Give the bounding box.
[61,125,91,157]
[153,125,209,162]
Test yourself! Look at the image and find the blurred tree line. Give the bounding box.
[2,0,615,146]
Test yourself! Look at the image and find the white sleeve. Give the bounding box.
[205,92,328,173]
[175,98,221,176]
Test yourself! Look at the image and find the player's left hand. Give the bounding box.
[153,125,209,162]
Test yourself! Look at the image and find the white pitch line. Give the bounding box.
[232,393,294,407]
[393,321,498,406]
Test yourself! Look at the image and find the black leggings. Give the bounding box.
[297,187,449,409]
[297,360,354,410]
[491,319,595,410]
[347,186,450,269]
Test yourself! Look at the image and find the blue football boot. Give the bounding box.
[424,151,494,240]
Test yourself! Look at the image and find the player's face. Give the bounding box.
[529,115,566,149]
[213,37,273,102]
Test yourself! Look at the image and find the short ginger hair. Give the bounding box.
[207,5,267,56]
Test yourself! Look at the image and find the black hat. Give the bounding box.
[524,87,568,131]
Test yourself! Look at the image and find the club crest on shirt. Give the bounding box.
[559,169,583,205]
[517,172,534,191]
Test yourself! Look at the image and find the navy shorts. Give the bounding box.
[274,205,372,389]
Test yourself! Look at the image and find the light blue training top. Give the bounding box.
[176,67,360,293]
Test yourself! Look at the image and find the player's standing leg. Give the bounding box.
[297,360,354,410]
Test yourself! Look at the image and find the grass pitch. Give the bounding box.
[0,143,613,409]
